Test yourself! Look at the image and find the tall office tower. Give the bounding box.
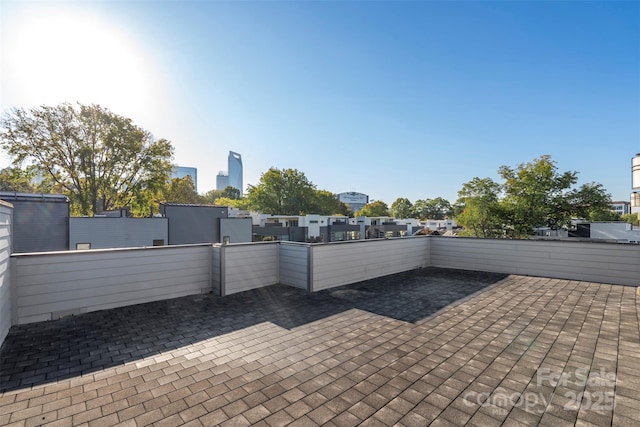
[216,172,229,191]
[632,153,640,214]
[170,166,198,192]
[227,151,243,194]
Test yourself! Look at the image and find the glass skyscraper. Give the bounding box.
[216,151,243,194]
[228,151,243,193]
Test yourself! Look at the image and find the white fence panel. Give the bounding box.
[12,244,212,324]
[430,237,640,286]
[279,243,310,290]
[311,237,430,291]
[0,201,12,345]
[222,243,279,295]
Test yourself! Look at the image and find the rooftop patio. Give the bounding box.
[1,267,638,426]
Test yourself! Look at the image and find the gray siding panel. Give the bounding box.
[222,243,278,295]
[69,217,168,249]
[279,243,309,289]
[0,202,12,345]
[12,244,212,324]
[430,238,640,286]
[10,199,68,253]
[162,205,228,244]
[312,237,430,291]
[219,218,252,243]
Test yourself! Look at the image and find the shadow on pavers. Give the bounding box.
[0,267,507,392]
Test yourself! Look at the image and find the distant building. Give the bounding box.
[216,151,243,194]
[338,192,369,213]
[228,151,243,194]
[70,215,168,250]
[251,214,356,243]
[216,172,229,190]
[0,192,69,253]
[611,201,631,216]
[171,166,198,192]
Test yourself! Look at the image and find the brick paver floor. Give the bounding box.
[1,267,639,426]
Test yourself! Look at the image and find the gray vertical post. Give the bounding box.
[307,244,314,293]
[220,244,226,296]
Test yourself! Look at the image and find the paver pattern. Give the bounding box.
[1,267,639,426]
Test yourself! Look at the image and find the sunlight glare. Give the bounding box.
[3,5,157,118]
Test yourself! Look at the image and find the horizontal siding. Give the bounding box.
[12,245,212,324]
[0,202,12,345]
[430,238,640,286]
[279,243,309,289]
[69,217,168,249]
[312,237,430,291]
[223,243,278,295]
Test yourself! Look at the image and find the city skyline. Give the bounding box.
[1,1,638,205]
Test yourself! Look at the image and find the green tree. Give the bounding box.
[163,176,201,204]
[312,190,350,216]
[214,196,250,209]
[414,197,453,219]
[201,188,222,205]
[499,155,578,237]
[354,200,389,217]
[0,103,173,216]
[621,213,639,226]
[220,186,241,200]
[456,155,614,238]
[566,182,614,222]
[246,167,317,215]
[589,210,620,222]
[389,197,414,219]
[0,166,38,192]
[455,177,503,238]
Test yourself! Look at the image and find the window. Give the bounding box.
[332,232,346,241]
[152,239,164,246]
[76,243,91,250]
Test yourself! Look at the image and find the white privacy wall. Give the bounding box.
[0,201,12,345]
[218,243,279,295]
[311,237,430,291]
[430,237,640,286]
[12,244,212,324]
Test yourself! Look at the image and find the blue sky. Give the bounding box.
[1,0,639,205]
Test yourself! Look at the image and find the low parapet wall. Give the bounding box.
[7,236,638,330]
[430,237,639,286]
[0,201,13,345]
[11,244,212,324]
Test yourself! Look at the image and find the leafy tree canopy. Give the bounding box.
[246,168,317,215]
[0,166,40,193]
[354,200,389,217]
[621,213,639,226]
[313,190,350,216]
[163,176,200,204]
[390,197,414,219]
[455,155,613,238]
[414,197,453,220]
[214,197,250,210]
[0,103,173,216]
[455,177,504,238]
[201,186,241,205]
